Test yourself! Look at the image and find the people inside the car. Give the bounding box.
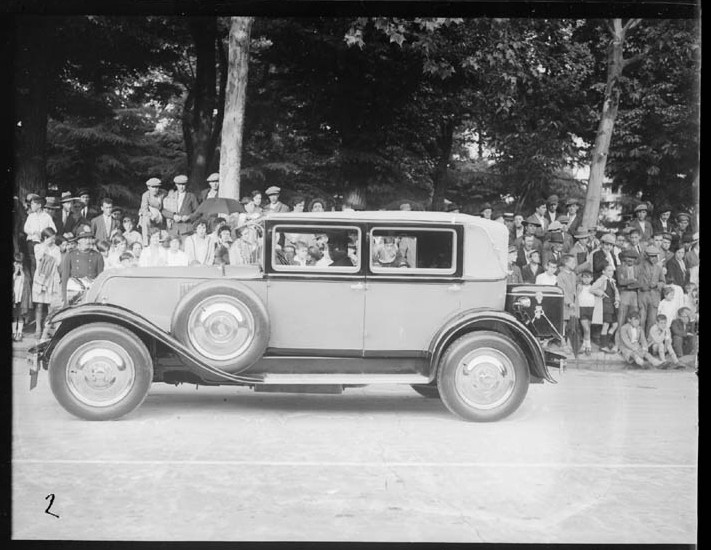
[372,236,408,268]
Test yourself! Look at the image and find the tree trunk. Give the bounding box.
[430,119,455,211]
[184,17,218,187]
[13,17,52,198]
[582,19,641,230]
[219,17,253,200]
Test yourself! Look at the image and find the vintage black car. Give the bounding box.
[29,212,565,422]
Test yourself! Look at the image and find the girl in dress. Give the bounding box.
[32,228,62,340]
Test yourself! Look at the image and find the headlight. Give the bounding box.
[514,296,531,309]
[66,277,93,305]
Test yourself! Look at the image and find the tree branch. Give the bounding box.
[623,18,642,32]
[622,50,647,69]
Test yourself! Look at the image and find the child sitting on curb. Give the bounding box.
[647,314,680,368]
[619,310,661,369]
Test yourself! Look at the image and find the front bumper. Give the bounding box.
[544,349,567,373]
[27,339,51,390]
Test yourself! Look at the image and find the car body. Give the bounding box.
[29,211,565,421]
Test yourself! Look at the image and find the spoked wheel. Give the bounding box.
[437,331,529,422]
[48,323,153,420]
[411,384,440,399]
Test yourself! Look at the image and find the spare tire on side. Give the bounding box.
[171,281,270,374]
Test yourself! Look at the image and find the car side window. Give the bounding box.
[370,228,456,275]
[271,225,360,273]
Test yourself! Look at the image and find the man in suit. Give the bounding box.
[200,173,220,203]
[627,204,654,243]
[626,228,644,258]
[651,204,674,235]
[516,234,542,268]
[665,246,690,287]
[615,248,641,347]
[542,231,565,268]
[544,194,560,225]
[264,186,291,214]
[44,196,62,232]
[592,233,618,280]
[163,174,200,236]
[531,198,549,238]
[76,187,98,222]
[509,213,526,246]
[90,197,121,243]
[57,192,80,238]
[565,197,583,235]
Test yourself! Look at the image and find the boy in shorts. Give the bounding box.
[647,314,679,367]
[619,311,661,369]
[591,262,619,353]
[576,270,595,355]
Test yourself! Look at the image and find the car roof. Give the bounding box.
[266,210,492,226]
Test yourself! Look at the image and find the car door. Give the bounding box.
[364,224,463,355]
[265,222,365,354]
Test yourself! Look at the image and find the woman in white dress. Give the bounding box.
[138,229,168,267]
[32,227,62,339]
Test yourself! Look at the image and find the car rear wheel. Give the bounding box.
[437,331,529,422]
[48,322,153,421]
[171,282,270,374]
[411,384,440,399]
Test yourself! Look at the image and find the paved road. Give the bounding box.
[12,352,697,543]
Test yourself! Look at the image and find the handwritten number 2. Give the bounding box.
[45,494,59,518]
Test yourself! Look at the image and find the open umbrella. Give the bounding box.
[194,197,245,218]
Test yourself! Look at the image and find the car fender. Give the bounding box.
[428,308,555,383]
[46,304,264,384]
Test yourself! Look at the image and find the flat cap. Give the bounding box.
[26,193,42,203]
[480,202,492,212]
[547,194,559,203]
[573,228,591,239]
[533,197,547,207]
[265,186,281,195]
[661,232,673,241]
[173,175,188,184]
[207,173,220,182]
[76,187,91,196]
[657,204,672,214]
[76,230,94,240]
[523,215,542,227]
[503,212,514,220]
[619,249,639,260]
[645,245,661,256]
[676,212,691,222]
[634,203,648,213]
[547,221,564,232]
[600,233,616,245]
[240,196,253,205]
[146,178,162,187]
[508,245,518,253]
[556,215,569,224]
[548,232,564,243]
[565,197,580,206]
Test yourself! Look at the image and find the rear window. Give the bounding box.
[271,225,361,273]
[370,227,456,275]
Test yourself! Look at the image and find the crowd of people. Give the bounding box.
[12,177,699,368]
[502,194,698,367]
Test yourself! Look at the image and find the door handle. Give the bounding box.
[447,284,462,292]
[350,282,365,290]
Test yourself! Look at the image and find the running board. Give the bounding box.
[259,374,431,385]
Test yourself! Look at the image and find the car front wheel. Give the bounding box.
[437,331,529,422]
[48,323,153,421]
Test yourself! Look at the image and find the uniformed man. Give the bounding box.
[263,186,291,214]
[60,231,104,305]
